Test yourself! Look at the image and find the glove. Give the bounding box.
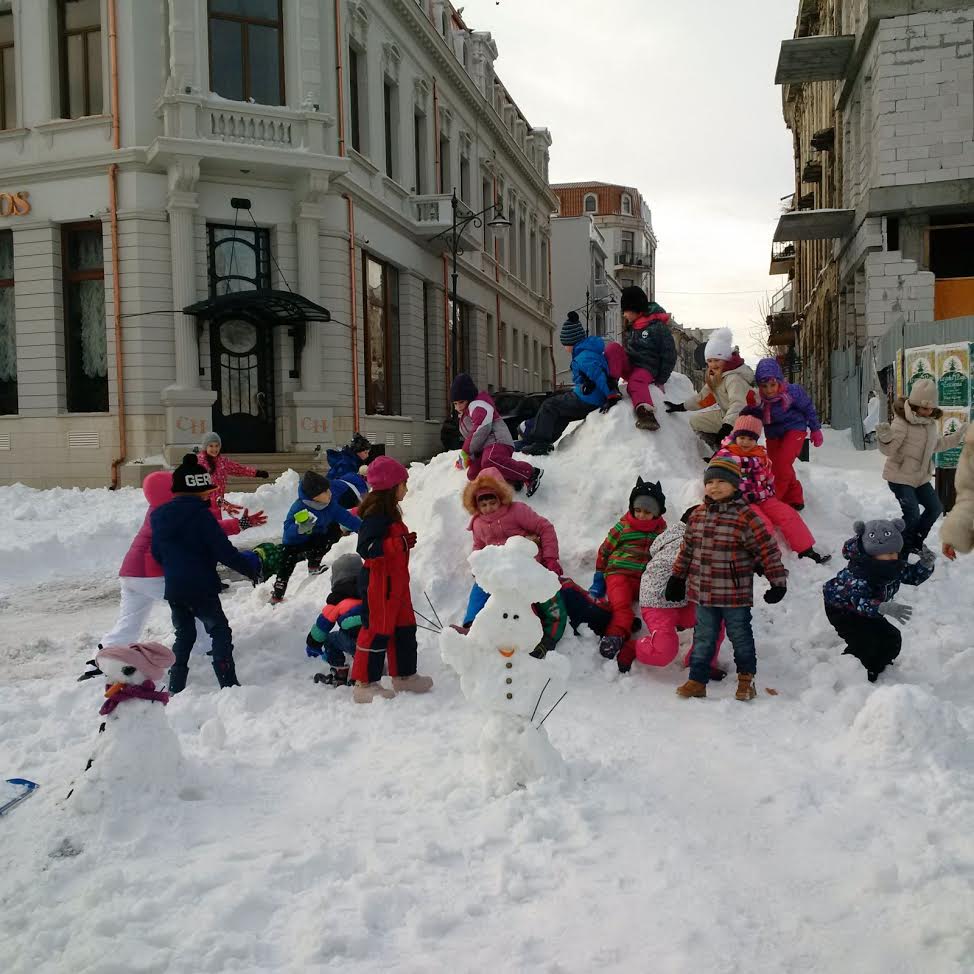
[919,546,936,569]
[810,430,824,449]
[238,508,267,530]
[763,585,787,604]
[221,499,243,516]
[599,393,622,414]
[717,423,734,442]
[455,450,470,471]
[530,634,555,660]
[664,400,685,413]
[588,571,606,599]
[239,550,262,585]
[942,543,957,561]
[875,422,892,440]
[254,469,270,478]
[878,601,912,624]
[403,531,418,550]
[305,642,323,659]
[664,575,687,603]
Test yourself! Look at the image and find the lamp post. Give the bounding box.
[568,290,617,330]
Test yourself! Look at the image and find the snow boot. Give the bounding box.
[314,667,350,687]
[520,441,553,457]
[307,564,328,577]
[526,467,544,497]
[634,405,660,431]
[391,673,433,694]
[676,679,707,698]
[799,548,831,565]
[353,681,396,703]
[735,673,756,701]
[599,635,624,660]
[168,663,189,695]
[213,658,241,689]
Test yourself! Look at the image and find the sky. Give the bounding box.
[462,0,799,358]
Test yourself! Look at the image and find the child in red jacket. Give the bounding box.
[350,456,433,704]
[590,478,667,660]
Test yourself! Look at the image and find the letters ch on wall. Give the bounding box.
[176,415,208,436]
[301,416,330,433]
[0,192,30,217]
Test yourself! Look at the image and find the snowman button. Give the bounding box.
[505,661,513,669]
[506,692,513,699]
[505,677,512,684]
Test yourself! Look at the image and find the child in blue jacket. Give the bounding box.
[823,517,934,681]
[305,553,363,685]
[272,470,361,603]
[326,433,371,481]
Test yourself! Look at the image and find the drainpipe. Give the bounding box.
[492,173,502,389]
[442,253,450,410]
[546,228,555,389]
[333,0,345,157]
[107,0,125,488]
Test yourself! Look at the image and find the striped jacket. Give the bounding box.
[716,443,775,504]
[307,595,363,651]
[672,496,787,607]
[596,512,667,578]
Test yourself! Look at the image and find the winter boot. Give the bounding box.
[353,681,396,703]
[735,673,756,701]
[307,563,328,577]
[676,679,707,698]
[599,635,624,660]
[799,548,831,565]
[212,658,241,689]
[520,441,553,457]
[168,663,189,695]
[314,667,350,687]
[391,673,433,694]
[526,467,544,497]
[634,405,660,431]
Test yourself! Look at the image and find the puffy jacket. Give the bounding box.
[459,391,515,456]
[716,442,775,504]
[753,358,821,439]
[623,312,677,386]
[877,398,967,488]
[197,451,257,514]
[823,537,933,616]
[326,447,362,482]
[356,514,414,636]
[570,336,612,406]
[307,577,364,651]
[684,354,757,426]
[332,473,368,510]
[639,521,688,609]
[596,512,667,578]
[119,472,240,579]
[940,424,974,553]
[672,495,787,607]
[282,484,361,546]
[150,495,258,603]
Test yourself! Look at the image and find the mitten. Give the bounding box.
[717,423,734,442]
[305,642,323,659]
[403,531,418,550]
[878,601,912,624]
[664,575,687,603]
[254,469,270,478]
[221,499,243,516]
[588,571,606,599]
[599,393,622,414]
[919,546,936,569]
[239,508,267,530]
[664,400,685,413]
[455,450,470,471]
[763,585,786,604]
[810,430,824,449]
[875,422,892,440]
[239,550,262,584]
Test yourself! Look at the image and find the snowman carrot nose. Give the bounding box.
[498,647,515,658]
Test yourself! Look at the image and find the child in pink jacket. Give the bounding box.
[99,470,265,650]
[459,467,561,624]
[197,431,270,517]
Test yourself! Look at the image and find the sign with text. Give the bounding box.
[0,191,30,217]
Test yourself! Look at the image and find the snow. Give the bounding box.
[2,379,974,973]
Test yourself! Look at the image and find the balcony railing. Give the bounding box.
[770,241,795,275]
[771,281,794,315]
[615,252,652,270]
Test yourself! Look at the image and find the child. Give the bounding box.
[590,479,667,660]
[664,328,757,456]
[753,357,823,510]
[518,315,613,456]
[305,553,364,685]
[941,423,974,559]
[823,518,934,681]
[196,432,269,517]
[101,470,265,650]
[150,453,262,693]
[451,373,542,494]
[272,471,361,603]
[618,286,677,431]
[877,378,968,553]
[350,456,433,703]
[326,433,372,481]
[667,456,788,701]
[716,411,830,563]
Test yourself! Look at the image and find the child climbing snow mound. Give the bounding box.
[196,431,269,516]
[306,552,364,686]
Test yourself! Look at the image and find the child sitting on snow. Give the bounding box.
[716,411,830,564]
[822,518,934,682]
[326,432,372,481]
[590,479,667,661]
[196,431,270,517]
[305,553,364,686]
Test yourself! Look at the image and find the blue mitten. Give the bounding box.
[589,571,606,599]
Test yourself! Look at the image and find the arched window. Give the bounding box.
[583,193,597,214]
[621,193,632,215]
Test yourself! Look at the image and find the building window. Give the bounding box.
[58,0,102,119]
[363,255,401,416]
[583,193,597,214]
[511,326,519,390]
[621,193,632,216]
[486,311,495,383]
[459,151,470,204]
[482,176,493,250]
[500,321,508,386]
[413,109,427,193]
[348,44,363,153]
[621,230,634,260]
[518,210,527,282]
[595,312,605,337]
[507,190,516,274]
[438,132,450,194]
[540,239,548,298]
[594,259,604,284]
[532,339,540,384]
[0,11,15,131]
[208,0,284,106]
[529,227,537,292]
[383,78,398,179]
[207,224,271,295]
[0,231,14,414]
[448,298,470,375]
[63,222,107,413]
[522,333,529,389]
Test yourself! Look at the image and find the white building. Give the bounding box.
[0,0,555,487]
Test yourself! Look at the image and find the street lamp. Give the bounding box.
[431,188,511,372]
[568,290,617,329]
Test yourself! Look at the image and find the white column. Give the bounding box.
[296,201,324,391]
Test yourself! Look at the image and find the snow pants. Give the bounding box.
[750,498,813,554]
[272,524,341,598]
[825,605,902,680]
[101,576,208,651]
[766,430,807,508]
[627,604,724,668]
[604,342,631,383]
[468,443,534,486]
[606,573,641,638]
[527,391,597,447]
[627,368,657,410]
[559,579,613,636]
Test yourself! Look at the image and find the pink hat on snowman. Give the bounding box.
[96,642,176,684]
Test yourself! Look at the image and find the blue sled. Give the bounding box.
[0,778,39,816]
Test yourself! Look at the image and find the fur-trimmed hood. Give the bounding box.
[462,468,514,515]
[893,397,942,423]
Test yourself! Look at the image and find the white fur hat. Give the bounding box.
[704,327,735,362]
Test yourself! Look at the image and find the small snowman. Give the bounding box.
[441,536,570,794]
[69,642,184,816]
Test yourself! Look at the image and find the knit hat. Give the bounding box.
[302,469,331,498]
[854,518,905,557]
[619,285,650,315]
[330,552,363,587]
[559,311,586,346]
[367,455,409,491]
[907,378,937,409]
[755,357,785,384]
[200,431,221,450]
[704,455,741,488]
[732,413,763,439]
[171,453,215,494]
[629,477,666,517]
[450,373,478,403]
[474,467,506,501]
[347,432,372,455]
[96,642,176,685]
[704,327,735,362]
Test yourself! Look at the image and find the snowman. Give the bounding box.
[69,642,184,817]
[441,536,571,793]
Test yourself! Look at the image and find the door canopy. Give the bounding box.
[182,288,331,323]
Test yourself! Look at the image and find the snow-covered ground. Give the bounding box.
[1,384,973,974]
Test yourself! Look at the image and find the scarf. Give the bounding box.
[760,385,793,427]
[99,680,170,716]
[849,544,902,586]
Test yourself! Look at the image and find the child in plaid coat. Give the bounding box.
[666,455,787,701]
